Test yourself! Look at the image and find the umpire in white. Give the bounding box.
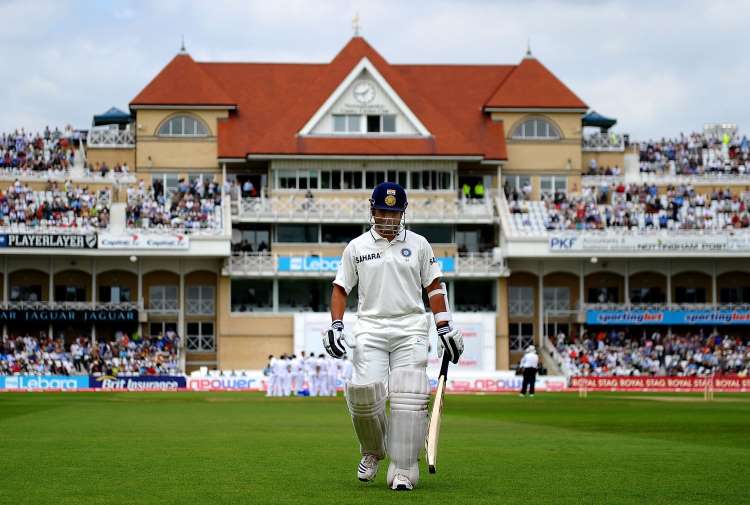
[323,182,464,491]
[519,345,539,397]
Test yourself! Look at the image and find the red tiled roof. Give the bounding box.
[130,38,585,160]
[131,53,234,106]
[485,56,587,109]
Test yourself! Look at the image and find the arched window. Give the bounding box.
[157,115,209,137]
[512,118,561,139]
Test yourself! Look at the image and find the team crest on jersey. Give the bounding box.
[401,248,412,257]
[384,194,397,206]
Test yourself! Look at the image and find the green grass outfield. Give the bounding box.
[1,392,749,505]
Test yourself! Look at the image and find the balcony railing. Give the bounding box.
[509,299,534,316]
[148,299,179,314]
[224,251,506,277]
[186,298,215,315]
[87,128,135,148]
[582,133,625,152]
[233,195,495,223]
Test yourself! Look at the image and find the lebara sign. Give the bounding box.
[1,375,88,390]
[586,309,750,326]
[277,256,456,273]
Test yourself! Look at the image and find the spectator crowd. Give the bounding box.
[536,183,750,231]
[126,177,222,231]
[0,331,181,376]
[0,180,111,229]
[0,127,78,176]
[557,329,750,377]
[639,131,750,176]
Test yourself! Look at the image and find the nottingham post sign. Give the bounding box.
[0,309,137,322]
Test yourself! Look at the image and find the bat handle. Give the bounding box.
[439,353,450,378]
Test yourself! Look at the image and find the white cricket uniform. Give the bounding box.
[304,355,316,390]
[327,358,340,396]
[520,352,539,369]
[333,228,442,385]
[273,358,288,397]
[342,359,353,383]
[311,357,326,396]
[281,359,293,396]
[292,356,305,393]
[267,357,278,397]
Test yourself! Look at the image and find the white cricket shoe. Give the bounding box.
[358,454,380,482]
[390,474,414,491]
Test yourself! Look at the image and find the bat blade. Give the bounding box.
[426,371,446,473]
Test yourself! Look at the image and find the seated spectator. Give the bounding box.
[126,176,222,231]
[0,180,110,229]
[557,329,749,377]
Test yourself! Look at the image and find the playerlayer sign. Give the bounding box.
[571,375,750,392]
[98,233,189,250]
[586,309,750,325]
[549,233,750,253]
[0,233,97,249]
[278,255,455,273]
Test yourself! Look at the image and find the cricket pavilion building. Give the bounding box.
[70,35,745,375]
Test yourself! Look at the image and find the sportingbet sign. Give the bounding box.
[277,255,455,273]
[587,309,750,325]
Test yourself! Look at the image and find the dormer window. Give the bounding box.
[512,118,561,139]
[158,115,209,137]
[332,114,396,134]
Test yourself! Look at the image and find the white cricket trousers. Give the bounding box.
[351,332,429,386]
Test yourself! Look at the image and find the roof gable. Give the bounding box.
[299,57,430,136]
[131,53,234,107]
[485,56,587,110]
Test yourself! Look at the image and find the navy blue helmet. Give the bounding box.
[370,182,408,212]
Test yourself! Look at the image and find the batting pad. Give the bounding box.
[386,367,430,487]
[346,381,387,459]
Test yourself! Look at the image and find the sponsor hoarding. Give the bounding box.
[570,375,750,392]
[586,309,750,325]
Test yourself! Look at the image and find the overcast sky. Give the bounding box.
[1,0,747,139]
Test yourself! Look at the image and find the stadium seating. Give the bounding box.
[0,181,111,230]
[557,331,749,376]
[0,331,181,376]
[0,128,77,177]
[506,184,750,234]
[126,178,222,232]
[639,131,750,176]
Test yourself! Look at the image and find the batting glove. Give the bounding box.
[437,324,464,364]
[323,320,352,359]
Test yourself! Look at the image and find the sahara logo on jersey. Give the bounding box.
[355,252,382,264]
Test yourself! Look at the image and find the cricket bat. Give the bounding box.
[426,282,452,474]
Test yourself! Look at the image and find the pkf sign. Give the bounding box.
[549,236,578,250]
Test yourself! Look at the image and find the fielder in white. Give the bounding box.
[323,182,464,491]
